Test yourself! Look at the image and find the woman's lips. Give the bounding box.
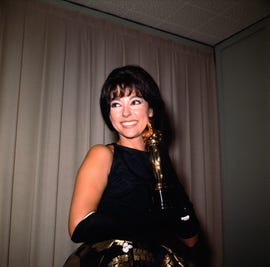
[121,121,137,127]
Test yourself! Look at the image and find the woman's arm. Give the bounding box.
[68,144,113,236]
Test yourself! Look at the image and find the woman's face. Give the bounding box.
[109,88,153,144]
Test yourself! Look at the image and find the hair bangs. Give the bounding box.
[110,84,142,101]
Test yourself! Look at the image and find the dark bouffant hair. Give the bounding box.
[100,65,166,132]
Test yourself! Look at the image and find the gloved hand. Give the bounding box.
[147,202,200,240]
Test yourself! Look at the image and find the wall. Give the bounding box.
[215,18,270,267]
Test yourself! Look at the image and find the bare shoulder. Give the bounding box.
[81,144,113,169]
[76,144,114,185]
[87,144,113,158]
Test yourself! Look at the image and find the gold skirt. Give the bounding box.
[63,239,186,267]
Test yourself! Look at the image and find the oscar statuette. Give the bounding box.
[143,122,173,211]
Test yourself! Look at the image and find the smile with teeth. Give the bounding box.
[121,121,137,127]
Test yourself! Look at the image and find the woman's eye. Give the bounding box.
[131,99,142,105]
[111,102,120,108]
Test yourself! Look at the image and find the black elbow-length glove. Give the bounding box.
[71,211,161,243]
[71,205,199,244]
[71,212,129,243]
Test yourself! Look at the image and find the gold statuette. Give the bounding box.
[143,122,173,210]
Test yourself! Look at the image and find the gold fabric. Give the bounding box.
[63,239,186,267]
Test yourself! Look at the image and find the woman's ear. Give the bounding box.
[148,108,154,118]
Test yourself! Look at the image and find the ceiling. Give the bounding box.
[65,0,269,46]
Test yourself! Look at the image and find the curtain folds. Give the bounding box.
[0,0,222,266]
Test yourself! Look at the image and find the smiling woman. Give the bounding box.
[109,89,153,149]
[64,65,202,267]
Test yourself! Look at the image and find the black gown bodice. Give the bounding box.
[98,143,156,217]
[98,143,195,223]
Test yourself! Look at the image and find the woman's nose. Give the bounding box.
[122,105,131,117]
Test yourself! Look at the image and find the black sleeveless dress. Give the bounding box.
[98,143,156,218]
[63,143,198,267]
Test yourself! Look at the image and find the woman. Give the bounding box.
[65,65,200,267]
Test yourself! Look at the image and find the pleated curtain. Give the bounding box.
[0,0,222,266]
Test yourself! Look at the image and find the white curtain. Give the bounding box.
[0,0,222,266]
